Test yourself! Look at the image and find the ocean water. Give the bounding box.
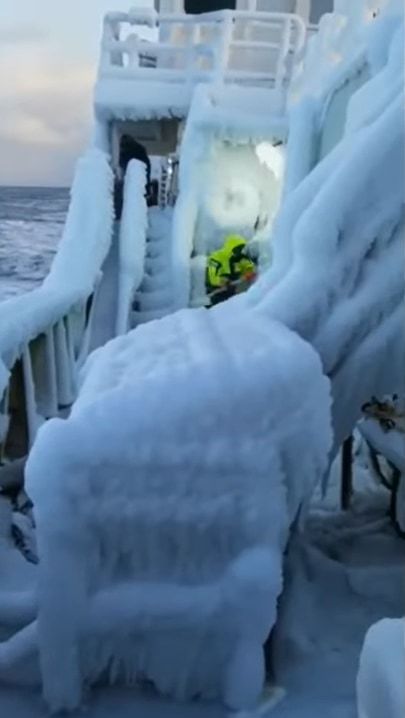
[0,186,69,302]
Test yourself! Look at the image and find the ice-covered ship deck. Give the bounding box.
[0,1,404,716]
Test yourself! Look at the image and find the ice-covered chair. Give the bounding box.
[21,308,331,713]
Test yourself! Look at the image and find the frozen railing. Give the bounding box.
[0,149,114,459]
[99,8,306,92]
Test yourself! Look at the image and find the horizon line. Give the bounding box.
[0,184,70,190]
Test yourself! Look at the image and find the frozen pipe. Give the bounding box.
[22,348,38,448]
[212,10,233,92]
[77,282,102,368]
[64,317,78,398]
[29,331,58,418]
[53,321,75,407]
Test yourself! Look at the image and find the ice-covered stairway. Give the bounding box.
[89,173,175,335]
[132,207,175,325]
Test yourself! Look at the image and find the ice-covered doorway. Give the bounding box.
[188,139,285,307]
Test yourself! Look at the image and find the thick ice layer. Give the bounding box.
[357,618,405,718]
[26,309,331,712]
[345,20,403,135]
[95,79,192,123]
[291,0,401,102]
[241,22,404,452]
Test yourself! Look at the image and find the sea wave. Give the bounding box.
[0,187,69,301]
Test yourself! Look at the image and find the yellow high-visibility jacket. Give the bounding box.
[207,236,256,289]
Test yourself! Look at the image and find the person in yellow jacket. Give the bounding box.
[206,235,257,306]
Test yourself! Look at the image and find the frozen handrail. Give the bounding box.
[0,150,113,372]
[0,149,114,450]
[99,9,306,93]
[116,160,148,335]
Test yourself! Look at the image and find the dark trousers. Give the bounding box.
[208,286,236,306]
[114,176,152,220]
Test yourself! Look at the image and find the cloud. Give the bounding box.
[0,25,47,45]
[0,44,94,186]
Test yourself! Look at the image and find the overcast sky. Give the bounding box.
[0,1,131,187]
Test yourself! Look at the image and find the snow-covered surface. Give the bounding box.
[1,448,404,717]
[116,159,148,334]
[0,149,114,394]
[272,467,404,717]
[357,618,405,718]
